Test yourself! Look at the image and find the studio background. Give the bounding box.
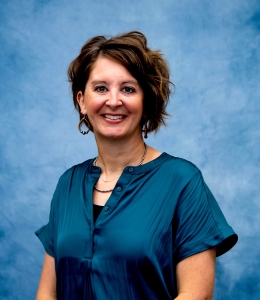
[1,0,259,299]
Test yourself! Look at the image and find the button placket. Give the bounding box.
[93,226,101,254]
[94,178,126,229]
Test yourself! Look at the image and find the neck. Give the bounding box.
[94,135,146,175]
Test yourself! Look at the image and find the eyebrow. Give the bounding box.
[90,80,139,86]
[122,80,139,85]
[90,80,107,85]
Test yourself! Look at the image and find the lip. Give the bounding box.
[102,114,126,124]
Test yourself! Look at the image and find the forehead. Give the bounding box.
[89,56,136,81]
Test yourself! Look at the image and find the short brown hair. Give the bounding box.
[68,31,173,133]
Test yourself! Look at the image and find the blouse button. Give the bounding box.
[104,206,109,212]
[128,167,134,172]
[116,186,122,192]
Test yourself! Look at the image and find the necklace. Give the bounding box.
[101,175,120,183]
[94,143,147,193]
[94,186,114,193]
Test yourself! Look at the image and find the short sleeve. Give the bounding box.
[35,181,60,257]
[173,170,238,263]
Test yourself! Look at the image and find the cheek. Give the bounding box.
[85,94,103,113]
[89,104,104,116]
[125,95,143,111]
[131,98,144,115]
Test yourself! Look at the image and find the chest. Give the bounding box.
[54,164,185,262]
[93,189,112,205]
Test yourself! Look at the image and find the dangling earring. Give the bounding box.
[78,115,91,135]
[142,121,148,139]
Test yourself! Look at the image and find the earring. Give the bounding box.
[78,115,91,135]
[142,121,148,139]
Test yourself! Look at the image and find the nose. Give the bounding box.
[105,89,122,108]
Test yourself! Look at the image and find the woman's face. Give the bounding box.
[77,56,144,141]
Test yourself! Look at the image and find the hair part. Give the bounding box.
[68,31,174,133]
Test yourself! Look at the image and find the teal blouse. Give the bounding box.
[36,153,237,300]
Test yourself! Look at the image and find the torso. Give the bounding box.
[41,152,236,300]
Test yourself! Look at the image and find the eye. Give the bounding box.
[94,86,107,93]
[122,86,135,94]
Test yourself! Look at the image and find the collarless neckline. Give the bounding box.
[88,152,171,175]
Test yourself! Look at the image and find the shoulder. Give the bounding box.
[162,153,202,180]
[49,159,95,208]
[56,158,94,187]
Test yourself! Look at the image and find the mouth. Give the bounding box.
[103,114,126,120]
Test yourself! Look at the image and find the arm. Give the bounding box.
[174,248,216,300]
[36,253,57,300]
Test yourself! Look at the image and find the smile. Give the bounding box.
[103,114,125,120]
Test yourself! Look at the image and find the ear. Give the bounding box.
[76,91,87,115]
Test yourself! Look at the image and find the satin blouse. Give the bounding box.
[36,153,238,300]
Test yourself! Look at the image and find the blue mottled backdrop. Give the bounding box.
[0,0,259,299]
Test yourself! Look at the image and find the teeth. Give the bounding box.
[104,115,124,120]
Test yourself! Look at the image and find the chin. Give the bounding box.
[94,126,141,140]
[96,131,125,139]
[98,131,136,140]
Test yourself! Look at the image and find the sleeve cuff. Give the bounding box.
[176,226,238,263]
[35,225,55,257]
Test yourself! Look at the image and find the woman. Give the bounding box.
[36,31,237,300]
